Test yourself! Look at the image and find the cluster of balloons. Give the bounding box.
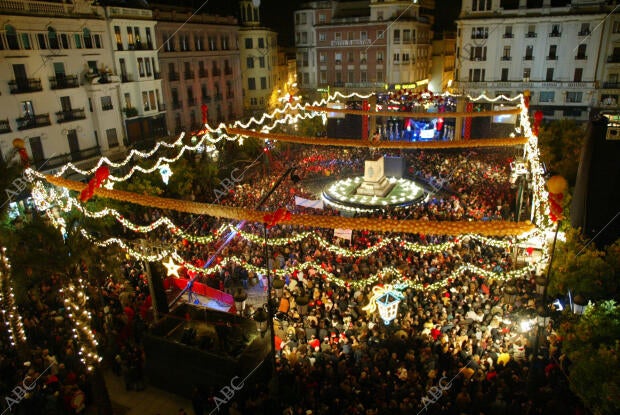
[80,166,110,202]
[547,175,568,223]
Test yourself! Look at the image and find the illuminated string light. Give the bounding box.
[0,247,28,347]
[61,279,102,371]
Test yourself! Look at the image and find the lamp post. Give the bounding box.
[263,224,277,373]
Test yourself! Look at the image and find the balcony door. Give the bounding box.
[13,64,28,89]
[53,62,66,84]
[60,96,72,114]
[67,129,80,160]
[29,137,44,163]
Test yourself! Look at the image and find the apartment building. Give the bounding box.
[238,0,279,116]
[455,0,619,120]
[153,6,243,132]
[0,0,124,170]
[294,0,435,94]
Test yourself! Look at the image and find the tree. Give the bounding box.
[560,300,620,415]
[538,120,585,185]
[548,227,618,301]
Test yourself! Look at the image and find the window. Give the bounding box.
[361,31,368,41]
[504,26,513,38]
[83,28,92,48]
[145,59,152,76]
[574,68,583,82]
[548,45,557,59]
[335,52,342,64]
[134,27,141,49]
[539,91,555,103]
[376,70,383,82]
[37,33,47,49]
[502,46,511,60]
[319,53,326,64]
[546,68,554,81]
[138,58,145,77]
[180,34,189,51]
[335,71,342,84]
[576,44,586,59]
[551,24,561,36]
[566,91,582,103]
[470,46,486,61]
[48,27,59,49]
[377,51,384,63]
[245,38,253,49]
[579,23,590,36]
[149,91,156,110]
[320,70,327,83]
[127,27,134,48]
[347,51,354,63]
[101,96,113,111]
[259,56,266,68]
[402,53,410,63]
[471,27,488,39]
[114,26,122,49]
[393,29,400,42]
[142,91,149,110]
[258,38,265,48]
[260,77,267,89]
[246,57,254,68]
[501,68,508,81]
[88,60,98,75]
[377,11,383,21]
[106,128,119,148]
[248,78,256,90]
[527,25,536,37]
[335,32,342,41]
[94,34,102,48]
[614,20,620,34]
[468,68,486,82]
[124,92,132,108]
[250,98,258,106]
[21,33,31,50]
[5,25,19,50]
[472,0,492,11]
[525,45,533,60]
[360,70,367,83]
[301,32,307,43]
[393,53,400,63]
[319,32,326,41]
[523,68,531,81]
[360,52,367,64]
[146,28,153,49]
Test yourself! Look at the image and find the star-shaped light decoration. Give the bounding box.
[159,164,173,185]
[162,257,182,278]
[103,180,115,190]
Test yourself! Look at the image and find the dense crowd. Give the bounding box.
[0,145,579,415]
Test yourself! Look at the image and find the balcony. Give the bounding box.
[187,98,196,106]
[575,55,587,60]
[123,107,138,118]
[0,119,11,134]
[524,56,534,61]
[330,39,372,47]
[38,146,102,171]
[9,78,42,94]
[49,75,79,89]
[212,68,221,77]
[471,57,485,61]
[172,101,182,110]
[607,56,620,63]
[546,55,558,60]
[501,56,512,61]
[169,72,180,81]
[578,30,590,36]
[121,74,132,83]
[16,114,51,131]
[503,33,514,38]
[525,32,537,38]
[184,71,194,80]
[199,69,208,78]
[202,96,212,104]
[549,32,561,37]
[603,82,620,89]
[56,108,86,123]
[102,103,114,111]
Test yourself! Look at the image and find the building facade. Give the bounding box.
[104,4,167,144]
[294,0,435,95]
[455,0,619,120]
[153,6,243,133]
[0,0,124,171]
[238,0,279,116]
[429,32,456,93]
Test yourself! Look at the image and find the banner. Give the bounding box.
[333,228,352,241]
[295,196,324,210]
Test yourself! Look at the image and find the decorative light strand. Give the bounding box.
[60,279,102,371]
[0,247,28,347]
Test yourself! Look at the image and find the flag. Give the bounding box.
[294,196,324,209]
[333,228,352,241]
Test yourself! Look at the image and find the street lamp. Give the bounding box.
[253,307,269,336]
[233,288,247,316]
[572,294,587,315]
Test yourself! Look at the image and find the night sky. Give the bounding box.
[162,0,462,47]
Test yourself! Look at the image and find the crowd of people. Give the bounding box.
[0,144,580,415]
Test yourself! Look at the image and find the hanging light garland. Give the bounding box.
[0,247,28,347]
[60,279,102,371]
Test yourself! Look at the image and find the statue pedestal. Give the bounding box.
[356,156,393,197]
